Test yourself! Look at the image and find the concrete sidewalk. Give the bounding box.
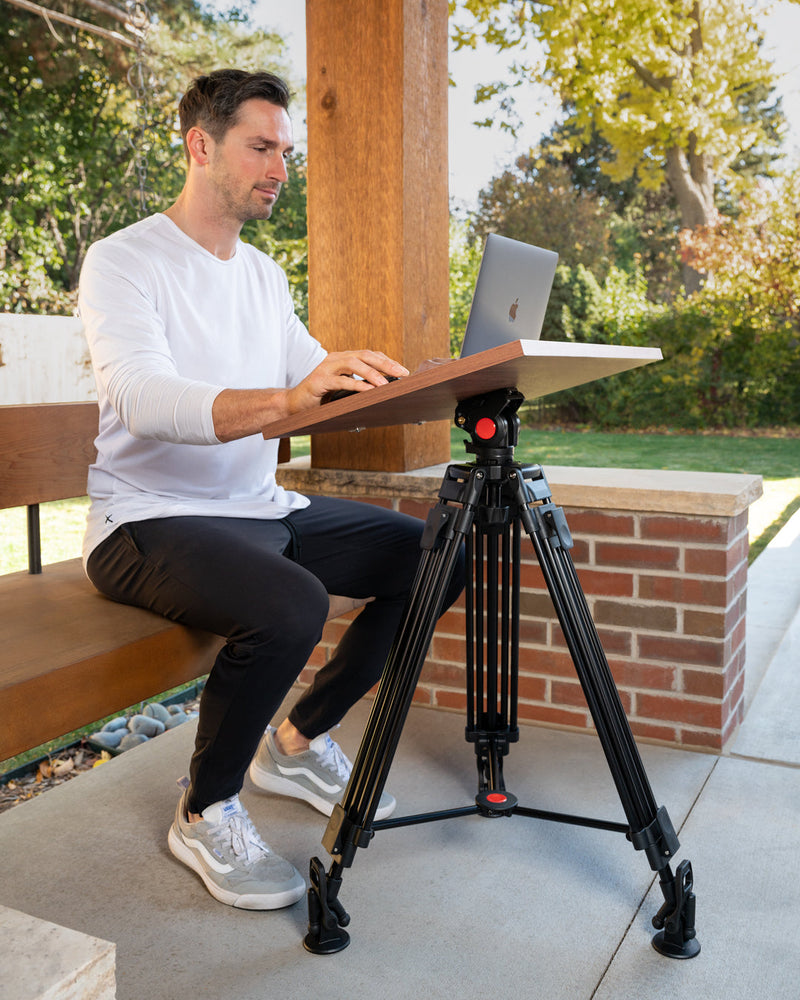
[2,511,799,1000]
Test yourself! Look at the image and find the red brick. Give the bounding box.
[596,541,680,571]
[562,510,636,537]
[517,674,548,701]
[398,498,435,520]
[678,727,722,751]
[629,718,679,745]
[519,592,556,618]
[638,634,724,667]
[519,562,547,590]
[550,679,588,708]
[722,669,746,718]
[610,659,676,691]
[420,659,466,687]
[574,569,635,598]
[321,619,351,645]
[725,617,747,659]
[681,668,725,699]
[434,689,467,712]
[596,628,633,656]
[517,702,589,729]
[518,618,549,645]
[437,606,466,633]
[683,609,727,639]
[430,634,467,663]
[684,535,749,576]
[552,678,633,715]
[410,686,433,707]
[640,515,735,544]
[594,599,678,632]
[306,646,329,669]
[638,574,727,607]
[636,692,722,728]
[518,647,575,677]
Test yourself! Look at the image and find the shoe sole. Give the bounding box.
[248,759,396,821]
[167,824,305,910]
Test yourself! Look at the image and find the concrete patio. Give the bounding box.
[1,508,799,1000]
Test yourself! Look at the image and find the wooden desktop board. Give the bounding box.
[261,340,662,440]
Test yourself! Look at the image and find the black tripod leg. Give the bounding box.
[304,469,480,955]
[512,469,700,958]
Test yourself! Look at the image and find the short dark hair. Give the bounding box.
[178,69,291,158]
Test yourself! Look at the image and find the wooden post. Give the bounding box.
[305,0,451,472]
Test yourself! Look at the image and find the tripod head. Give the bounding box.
[455,387,524,462]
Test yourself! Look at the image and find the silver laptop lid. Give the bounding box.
[460,234,559,358]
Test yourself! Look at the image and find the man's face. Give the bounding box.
[204,97,294,224]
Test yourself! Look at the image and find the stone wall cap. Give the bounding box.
[277,457,762,517]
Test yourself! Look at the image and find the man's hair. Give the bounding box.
[178,69,291,159]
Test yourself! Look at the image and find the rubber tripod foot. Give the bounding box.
[303,857,351,955]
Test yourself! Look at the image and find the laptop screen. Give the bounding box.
[460,234,559,358]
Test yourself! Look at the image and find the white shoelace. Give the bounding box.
[209,811,271,865]
[315,734,353,782]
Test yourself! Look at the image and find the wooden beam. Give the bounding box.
[305,0,451,472]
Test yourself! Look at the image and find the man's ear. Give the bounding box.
[185,126,211,166]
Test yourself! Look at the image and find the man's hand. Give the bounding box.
[211,350,408,442]
[285,350,409,414]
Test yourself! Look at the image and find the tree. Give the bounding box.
[472,156,612,276]
[0,1,298,312]
[681,172,800,311]
[451,0,785,290]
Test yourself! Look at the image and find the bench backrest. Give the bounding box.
[0,402,98,511]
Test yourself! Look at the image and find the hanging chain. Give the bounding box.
[126,1,152,217]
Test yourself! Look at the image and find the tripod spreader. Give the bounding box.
[304,388,700,960]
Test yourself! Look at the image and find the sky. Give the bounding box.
[211,1,800,210]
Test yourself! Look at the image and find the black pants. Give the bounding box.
[87,495,464,814]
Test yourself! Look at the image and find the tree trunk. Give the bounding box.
[665,142,715,294]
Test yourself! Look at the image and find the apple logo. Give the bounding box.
[508,297,519,322]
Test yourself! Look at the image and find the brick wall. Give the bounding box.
[279,461,761,752]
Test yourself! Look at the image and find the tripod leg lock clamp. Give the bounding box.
[421,505,457,550]
[322,803,374,866]
[630,805,681,871]
[532,504,573,550]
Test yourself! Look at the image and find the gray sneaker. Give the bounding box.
[167,791,305,909]
[249,728,396,821]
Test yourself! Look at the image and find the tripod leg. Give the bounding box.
[304,467,480,954]
[511,466,700,958]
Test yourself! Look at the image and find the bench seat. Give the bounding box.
[0,555,366,762]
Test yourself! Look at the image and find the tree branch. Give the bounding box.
[1,0,144,48]
[627,57,674,93]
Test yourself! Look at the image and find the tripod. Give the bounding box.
[305,387,700,960]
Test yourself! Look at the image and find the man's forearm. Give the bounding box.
[212,387,294,442]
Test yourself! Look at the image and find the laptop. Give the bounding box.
[459,234,559,358]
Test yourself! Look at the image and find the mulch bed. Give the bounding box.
[0,743,108,815]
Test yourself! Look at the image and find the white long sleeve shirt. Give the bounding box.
[78,213,326,563]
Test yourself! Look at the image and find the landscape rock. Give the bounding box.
[119,733,149,751]
[129,715,165,737]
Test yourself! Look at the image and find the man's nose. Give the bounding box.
[271,153,289,183]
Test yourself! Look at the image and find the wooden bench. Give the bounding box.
[0,402,365,763]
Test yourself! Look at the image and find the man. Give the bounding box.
[79,69,463,911]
